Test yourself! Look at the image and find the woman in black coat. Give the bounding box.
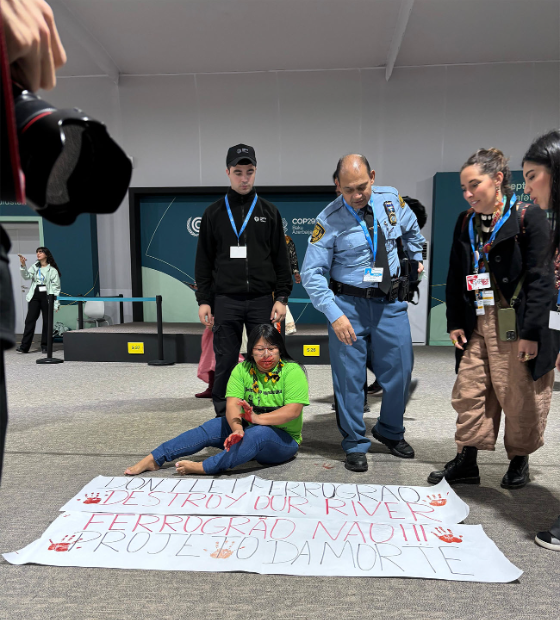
[429,148,557,491]
[522,130,560,551]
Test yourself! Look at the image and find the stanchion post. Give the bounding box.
[119,294,124,324]
[78,301,84,330]
[148,295,174,366]
[37,295,63,365]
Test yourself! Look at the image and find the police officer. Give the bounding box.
[195,144,292,417]
[301,154,425,472]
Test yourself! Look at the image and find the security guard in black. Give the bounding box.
[195,144,292,417]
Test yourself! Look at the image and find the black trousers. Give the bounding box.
[20,288,48,351]
[0,351,6,484]
[212,293,274,417]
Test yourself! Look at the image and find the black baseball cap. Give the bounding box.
[226,144,257,167]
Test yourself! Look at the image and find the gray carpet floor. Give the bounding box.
[0,345,559,620]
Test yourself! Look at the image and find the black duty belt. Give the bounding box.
[330,280,391,299]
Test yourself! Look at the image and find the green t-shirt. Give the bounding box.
[225,360,309,444]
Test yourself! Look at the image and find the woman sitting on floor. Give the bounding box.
[125,323,309,476]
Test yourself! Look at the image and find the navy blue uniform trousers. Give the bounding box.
[329,294,413,453]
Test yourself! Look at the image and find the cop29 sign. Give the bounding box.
[139,191,335,324]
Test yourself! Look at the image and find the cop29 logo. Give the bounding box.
[186,217,202,237]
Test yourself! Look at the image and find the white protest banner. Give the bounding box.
[60,475,469,525]
[3,511,522,583]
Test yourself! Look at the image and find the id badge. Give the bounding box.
[230,246,247,259]
[482,290,494,306]
[475,299,485,316]
[38,285,47,292]
[549,310,560,331]
[466,273,491,291]
[363,267,383,283]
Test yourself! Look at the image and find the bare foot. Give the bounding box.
[175,460,205,475]
[124,454,160,475]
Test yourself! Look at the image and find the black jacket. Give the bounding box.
[446,203,558,381]
[195,188,292,307]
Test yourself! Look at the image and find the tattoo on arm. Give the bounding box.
[231,417,243,426]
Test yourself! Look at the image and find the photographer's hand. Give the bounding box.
[1,0,67,91]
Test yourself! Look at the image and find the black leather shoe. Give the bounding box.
[428,446,480,485]
[345,453,368,472]
[16,346,28,353]
[501,455,529,489]
[371,427,415,458]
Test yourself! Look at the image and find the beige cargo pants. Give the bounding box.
[452,306,553,459]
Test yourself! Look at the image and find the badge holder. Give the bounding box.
[549,292,560,331]
[479,253,525,342]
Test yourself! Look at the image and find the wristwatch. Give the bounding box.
[276,296,288,305]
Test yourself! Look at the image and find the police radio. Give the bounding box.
[396,238,419,303]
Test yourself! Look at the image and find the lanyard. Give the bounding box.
[37,267,46,283]
[225,194,258,244]
[468,197,514,273]
[342,198,377,266]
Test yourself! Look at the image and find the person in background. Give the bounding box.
[125,324,308,476]
[429,148,557,492]
[522,129,560,551]
[16,247,60,354]
[195,144,292,417]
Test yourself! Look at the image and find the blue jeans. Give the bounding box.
[151,417,299,475]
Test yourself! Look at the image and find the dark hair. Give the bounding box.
[245,324,299,367]
[332,170,338,183]
[461,148,512,198]
[522,130,560,259]
[335,154,371,182]
[402,196,427,230]
[35,247,61,276]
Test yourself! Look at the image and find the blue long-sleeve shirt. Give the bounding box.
[301,186,425,324]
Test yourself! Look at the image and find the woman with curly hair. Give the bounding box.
[428,148,557,491]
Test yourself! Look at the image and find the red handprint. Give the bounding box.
[48,535,76,552]
[83,493,102,504]
[432,527,463,544]
[206,541,236,559]
[426,493,448,507]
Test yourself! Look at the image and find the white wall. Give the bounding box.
[47,62,560,337]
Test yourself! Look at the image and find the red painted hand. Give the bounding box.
[224,431,244,452]
[238,399,255,422]
[432,527,463,544]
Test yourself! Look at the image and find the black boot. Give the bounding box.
[428,446,480,485]
[501,455,529,489]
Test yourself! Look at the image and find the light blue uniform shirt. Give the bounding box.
[301,186,425,324]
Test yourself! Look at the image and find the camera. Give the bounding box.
[14,88,132,226]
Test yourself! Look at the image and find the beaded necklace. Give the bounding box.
[249,360,284,394]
